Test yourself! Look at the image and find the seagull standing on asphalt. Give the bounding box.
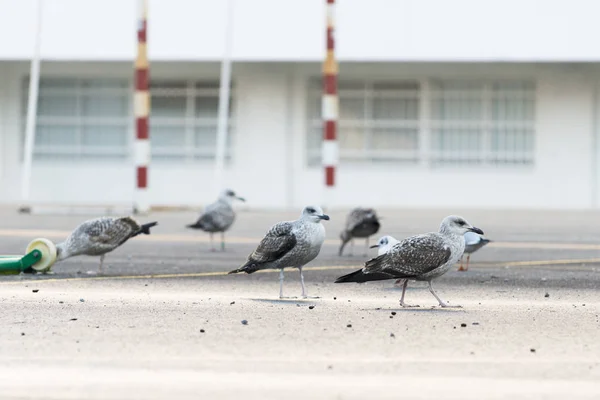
[335,215,483,308]
[339,208,381,257]
[55,216,158,275]
[228,205,330,299]
[186,189,245,251]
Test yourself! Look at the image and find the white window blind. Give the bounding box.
[22,78,129,160]
[307,78,535,167]
[150,80,234,162]
[307,80,420,164]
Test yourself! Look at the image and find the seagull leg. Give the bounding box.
[428,280,461,308]
[399,279,419,308]
[210,233,215,252]
[394,278,405,287]
[220,232,225,251]
[300,267,307,298]
[279,269,285,299]
[364,237,369,257]
[465,254,471,271]
[458,255,466,271]
[349,240,354,257]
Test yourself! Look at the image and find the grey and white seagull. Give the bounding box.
[335,215,483,308]
[370,235,400,256]
[458,231,492,271]
[55,216,158,275]
[228,205,330,299]
[339,207,381,256]
[186,189,245,251]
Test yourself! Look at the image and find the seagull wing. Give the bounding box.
[364,233,451,278]
[87,217,141,249]
[248,222,297,264]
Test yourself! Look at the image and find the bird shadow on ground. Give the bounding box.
[360,307,465,313]
[247,298,320,305]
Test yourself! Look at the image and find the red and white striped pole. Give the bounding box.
[134,0,150,214]
[322,0,338,207]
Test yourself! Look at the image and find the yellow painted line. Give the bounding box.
[1,258,599,286]
[2,228,600,250]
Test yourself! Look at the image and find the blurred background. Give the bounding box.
[0,0,599,212]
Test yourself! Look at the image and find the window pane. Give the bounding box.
[36,125,78,146]
[339,98,365,120]
[81,125,127,147]
[373,98,419,120]
[194,126,217,148]
[371,128,418,151]
[152,126,186,147]
[151,96,186,118]
[38,95,78,117]
[81,94,128,117]
[195,96,219,118]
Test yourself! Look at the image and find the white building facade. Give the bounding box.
[1,0,600,210]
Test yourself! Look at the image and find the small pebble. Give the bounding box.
[333,297,337,300]
[308,305,315,310]
[389,316,393,319]
[32,289,39,293]
[200,329,205,333]
[59,301,64,304]
[79,299,85,302]
[230,301,235,305]
[21,332,25,336]
[390,333,395,338]
[544,293,550,298]
[70,318,78,321]
[461,323,467,327]
[346,324,352,328]
[327,365,333,370]
[241,320,248,325]
[530,348,536,353]
[391,311,396,316]
[472,322,480,326]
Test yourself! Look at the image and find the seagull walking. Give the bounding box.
[335,215,483,308]
[186,189,245,251]
[458,231,491,271]
[55,216,158,275]
[339,208,381,256]
[228,205,330,299]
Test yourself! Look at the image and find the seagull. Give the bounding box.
[335,215,483,308]
[55,216,158,275]
[370,235,400,256]
[339,207,381,256]
[228,205,330,299]
[458,231,491,271]
[369,235,408,287]
[186,189,245,251]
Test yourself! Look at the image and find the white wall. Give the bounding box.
[0,61,599,210]
[2,0,600,62]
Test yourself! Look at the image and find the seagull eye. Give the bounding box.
[307,208,315,213]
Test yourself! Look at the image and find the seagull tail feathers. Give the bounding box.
[334,268,393,284]
[139,221,158,235]
[186,221,204,229]
[228,261,260,275]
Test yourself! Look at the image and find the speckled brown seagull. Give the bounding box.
[335,215,483,308]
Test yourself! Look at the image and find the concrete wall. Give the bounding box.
[0,61,598,210]
[2,0,600,62]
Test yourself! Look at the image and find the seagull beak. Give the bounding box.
[469,226,484,235]
[369,244,379,249]
[319,214,330,221]
[236,197,246,202]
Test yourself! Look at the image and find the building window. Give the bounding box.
[22,78,129,160]
[307,80,420,164]
[307,78,535,167]
[430,80,535,165]
[151,80,234,162]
